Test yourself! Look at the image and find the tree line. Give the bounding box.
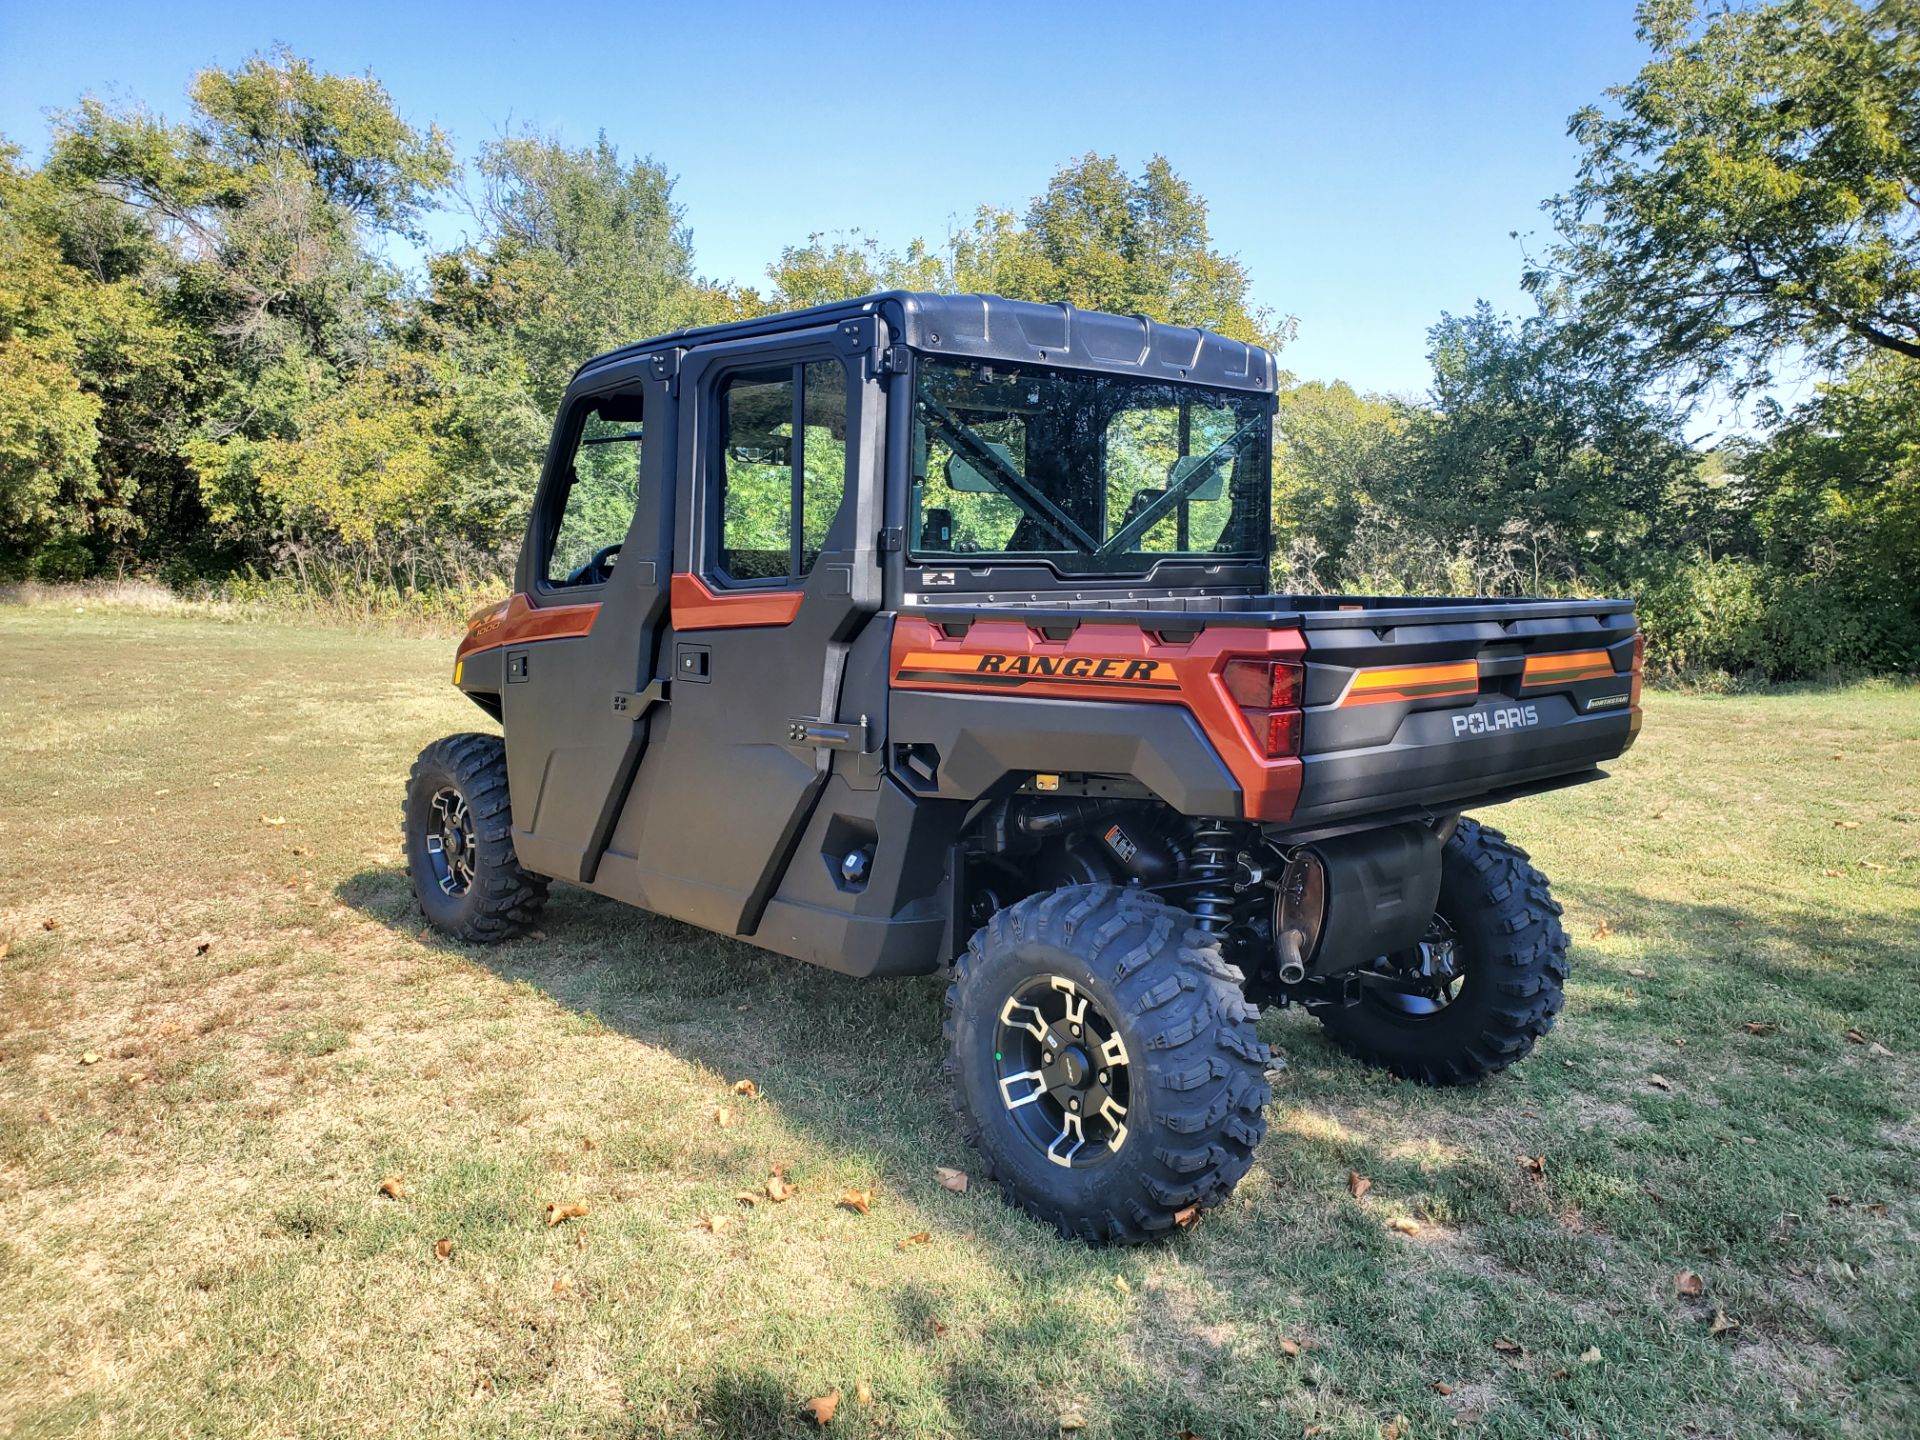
[2,0,1915,680]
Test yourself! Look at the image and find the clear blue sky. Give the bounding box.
[0,0,1653,397]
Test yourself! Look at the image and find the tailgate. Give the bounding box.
[1288,598,1641,828]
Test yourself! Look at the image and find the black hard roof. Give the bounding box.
[570,291,1277,395]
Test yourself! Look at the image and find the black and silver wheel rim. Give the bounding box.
[423,786,477,897]
[1356,914,1465,1017]
[994,975,1132,1168]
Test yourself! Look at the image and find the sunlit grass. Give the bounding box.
[1,608,1914,1437]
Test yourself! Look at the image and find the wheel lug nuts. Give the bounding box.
[1071,1025,1081,1037]
[1068,1098,1080,1111]
[1098,1072,1109,1084]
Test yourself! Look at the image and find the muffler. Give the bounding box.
[1273,823,1443,980]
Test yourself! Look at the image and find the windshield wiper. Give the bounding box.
[1098,415,1264,556]
[918,394,1101,554]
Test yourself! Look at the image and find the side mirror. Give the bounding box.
[1168,454,1226,501]
[948,441,1017,494]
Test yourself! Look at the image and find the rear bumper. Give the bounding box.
[1285,698,1637,829]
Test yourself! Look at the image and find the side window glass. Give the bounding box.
[547,398,644,587]
[717,360,847,583]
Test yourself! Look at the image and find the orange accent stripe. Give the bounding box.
[890,617,1308,823]
[1338,660,1480,707]
[670,572,802,630]
[1521,650,1615,686]
[455,592,600,663]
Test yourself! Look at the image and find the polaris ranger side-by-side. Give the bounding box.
[407,293,1642,1244]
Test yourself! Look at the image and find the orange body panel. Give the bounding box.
[670,573,803,630]
[456,592,600,664]
[890,617,1307,822]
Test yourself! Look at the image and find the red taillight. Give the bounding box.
[1223,658,1302,709]
[1222,659,1304,758]
[1630,631,1645,708]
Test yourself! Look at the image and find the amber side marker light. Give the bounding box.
[1222,659,1305,758]
[1521,650,1616,686]
[1337,660,1479,708]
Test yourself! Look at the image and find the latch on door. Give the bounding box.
[785,715,872,752]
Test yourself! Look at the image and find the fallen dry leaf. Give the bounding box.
[1432,1381,1453,1396]
[1382,1415,1410,1440]
[714,1106,735,1128]
[855,1380,873,1405]
[1389,1216,1422,1235]
[260,815,286,827]
[696,1214,728,1234]
[1579,1346,1603,1365]
[1519,1154,1545,1176]
[1833,818,1860,829]
[544,1202,587,1227]
[734,1191,758,1207]
[934,1166,969,1193]
[580,1137,596,1151]
[473,1373,494,1397]
[802,1388,840,1426]
[1627,967,1654,979]
[1821,867,1844,877]
[551,1276,569,1294]
[79,1051,101,1066]
[1862,860,1887,872]
[1845,1029,1868,1045]
[1058,1408,1087,1432]
[731,1078,759,1098]
[1742,1021,1777,1035]
[1867,1041,1893,1057]
[1348,1171,1372,1200]
[42,918,61,931]
[1648,1073,1674,1091]
[1864,1201,1889,1217]
[1551,1367,1570,1381]
[435,1238,453,1261]
[1113,1274,1130,1295]
[0,942,9,961]
[1710,1310,1741,1337]
[378,1176,407,1200]
[926,1317,947,1338]
[1675,1269,1705,1297]
[193,939,211,957]
[1173,1203,1201,1229]
[839,1188,873,1215]
[896,1230,931,1250]
[1279,1337,1302,1358]
[1591,919,1612,939]
[1493,1337,1524,1356]
[766,1167,796,1203]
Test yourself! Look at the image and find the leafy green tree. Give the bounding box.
[1272,380,1407,588]
[0,143,195,574]
[1401,304,1694,589]
[763,156,1291,349]
[48,48,456,565]
[1530,0,1920,395]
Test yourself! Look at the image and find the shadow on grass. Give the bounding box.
[333,863,1918,1437]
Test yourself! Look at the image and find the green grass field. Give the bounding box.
[1,606,1915,1439]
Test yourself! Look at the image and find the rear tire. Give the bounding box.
[1316,818,1566,1084]
[403,733,548,943]
[945,885,1271,1245]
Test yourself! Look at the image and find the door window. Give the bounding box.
[547,395,644,587]
[716,360,847,584]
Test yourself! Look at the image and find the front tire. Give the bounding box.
[403,733,549,943]
[945,885,1271,1245]
[1317,818,1567,1084]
